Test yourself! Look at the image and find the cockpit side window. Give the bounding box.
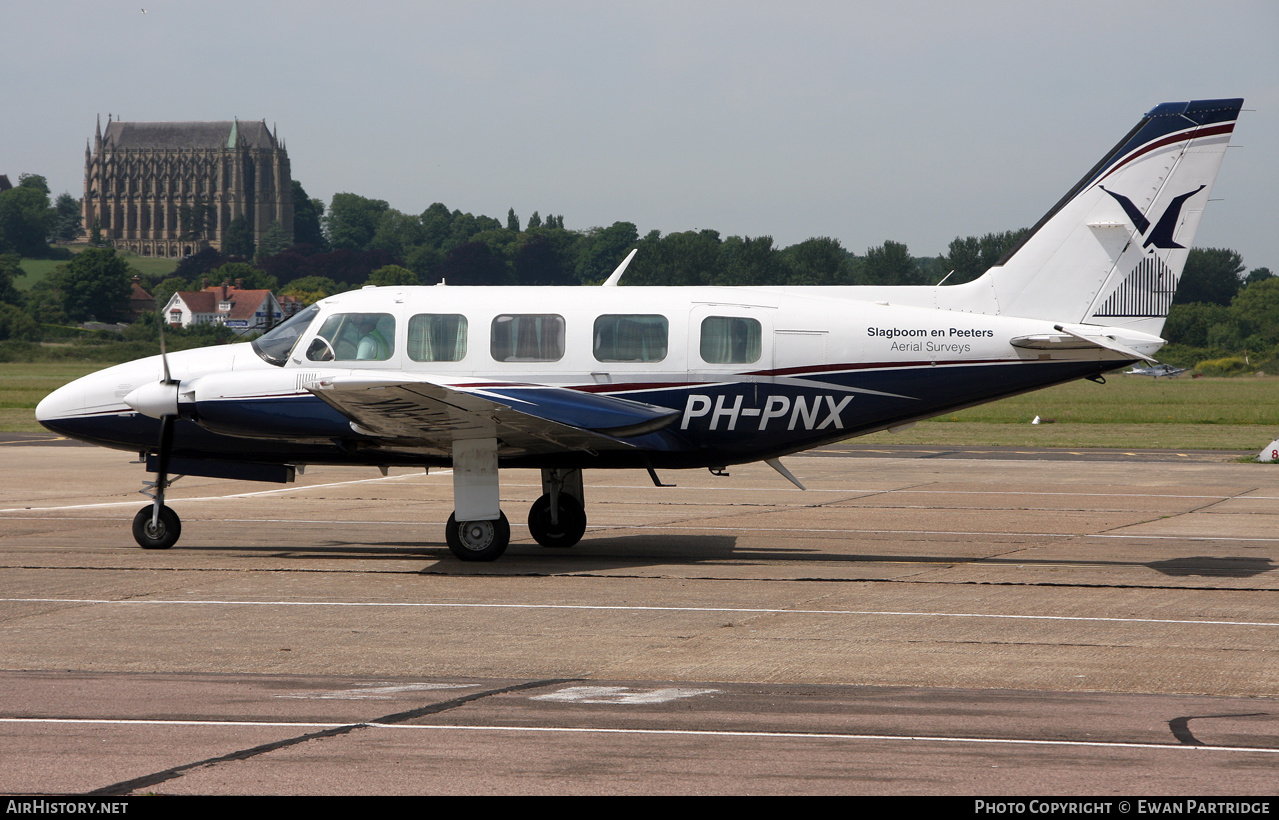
[305,313,396,362]
[251,304,320,366]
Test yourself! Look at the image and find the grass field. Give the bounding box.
[13,248,178,290]
[3,361,1275,451]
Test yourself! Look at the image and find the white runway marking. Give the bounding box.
[0,471,449,513]
[5,597,1276,628]
[1,716,1275,755]
[532,686,718,704]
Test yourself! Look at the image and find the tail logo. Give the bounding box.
[1099,185,1206,250]
[1092,255,1177,318]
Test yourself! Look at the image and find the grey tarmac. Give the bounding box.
[0,441,1275,795]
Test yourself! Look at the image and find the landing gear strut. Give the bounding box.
[133,415,181,550]
[444,446,587,561]
[527,468,586,548]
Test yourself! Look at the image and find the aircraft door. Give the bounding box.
[688,304,773,373]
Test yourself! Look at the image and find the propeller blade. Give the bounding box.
[158,314,173,385]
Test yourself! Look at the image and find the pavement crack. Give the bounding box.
[86,677,579,796]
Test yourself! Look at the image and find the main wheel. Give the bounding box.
[527,493,586,548]
[132,505,181,550]
[445,512,510,561]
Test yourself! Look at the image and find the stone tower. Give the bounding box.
[82,116,293,257]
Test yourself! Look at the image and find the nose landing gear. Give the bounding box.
[132,503,180,550]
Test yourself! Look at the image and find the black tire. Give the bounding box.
[445,512,510,561]
[132,505,181,550]
[527,493,586,548]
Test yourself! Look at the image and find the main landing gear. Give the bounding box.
[445,438,586,562]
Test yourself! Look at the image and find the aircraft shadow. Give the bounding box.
[177,539,1275,578]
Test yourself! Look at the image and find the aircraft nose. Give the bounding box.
[35,378,87,429]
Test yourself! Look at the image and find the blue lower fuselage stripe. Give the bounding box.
[40,358,1123,469]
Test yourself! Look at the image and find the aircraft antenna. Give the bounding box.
[602,249,638,286]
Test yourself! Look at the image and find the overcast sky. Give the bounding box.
[7,1,1276,271]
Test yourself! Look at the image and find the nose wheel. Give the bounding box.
[132,504,181,550]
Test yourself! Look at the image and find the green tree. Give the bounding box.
[1163,302,1234,348]
[719,236,785,286]
[368,209,425,258]
[256,220,292,260]
[0,254,24,305]
[1176,247,1245,306]
[0,185,54,257]
[53,247,133,322]
[0,303,39,341]
[23,278,67,325]
[1230,277,1279,349]
[366,264,418,287]
[506,208,520,232]
[150,276,192,313]
[513,233,572,285]
[325,193,389,251]
[281,275,342,304]
[629,230,723,286]
[574,222,639,283]
[420,203,454,249]
[781,237,848,285]
[941,229,1027,285]
[222,214,255,258]
[436,241,512,285]
[51,193,82,242]
[527,211,542,230]
[864,240,923,285]
[291,180,327,250]
[17,174,50,195]
[1245,267,1273,287]
[207,262,276,291]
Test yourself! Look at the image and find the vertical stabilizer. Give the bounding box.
[981,99,1242,335]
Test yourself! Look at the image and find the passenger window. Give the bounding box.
[700,316,761,364]
[593,315,668,363]
[305,313,396,362]
[408,314,468,362]
[491,314,565,362]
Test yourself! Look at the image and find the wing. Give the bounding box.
[306,374,680,456]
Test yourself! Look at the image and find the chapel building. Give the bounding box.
[82,116,292,257]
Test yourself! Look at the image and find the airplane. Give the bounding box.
[1124,363,1189,378]
[36,98,1243,561]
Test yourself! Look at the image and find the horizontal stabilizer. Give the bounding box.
[1010,326,1156,363]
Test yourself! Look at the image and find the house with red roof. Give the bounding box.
[161,281,283,335]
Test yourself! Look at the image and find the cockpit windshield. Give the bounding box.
[251,304,320,366]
